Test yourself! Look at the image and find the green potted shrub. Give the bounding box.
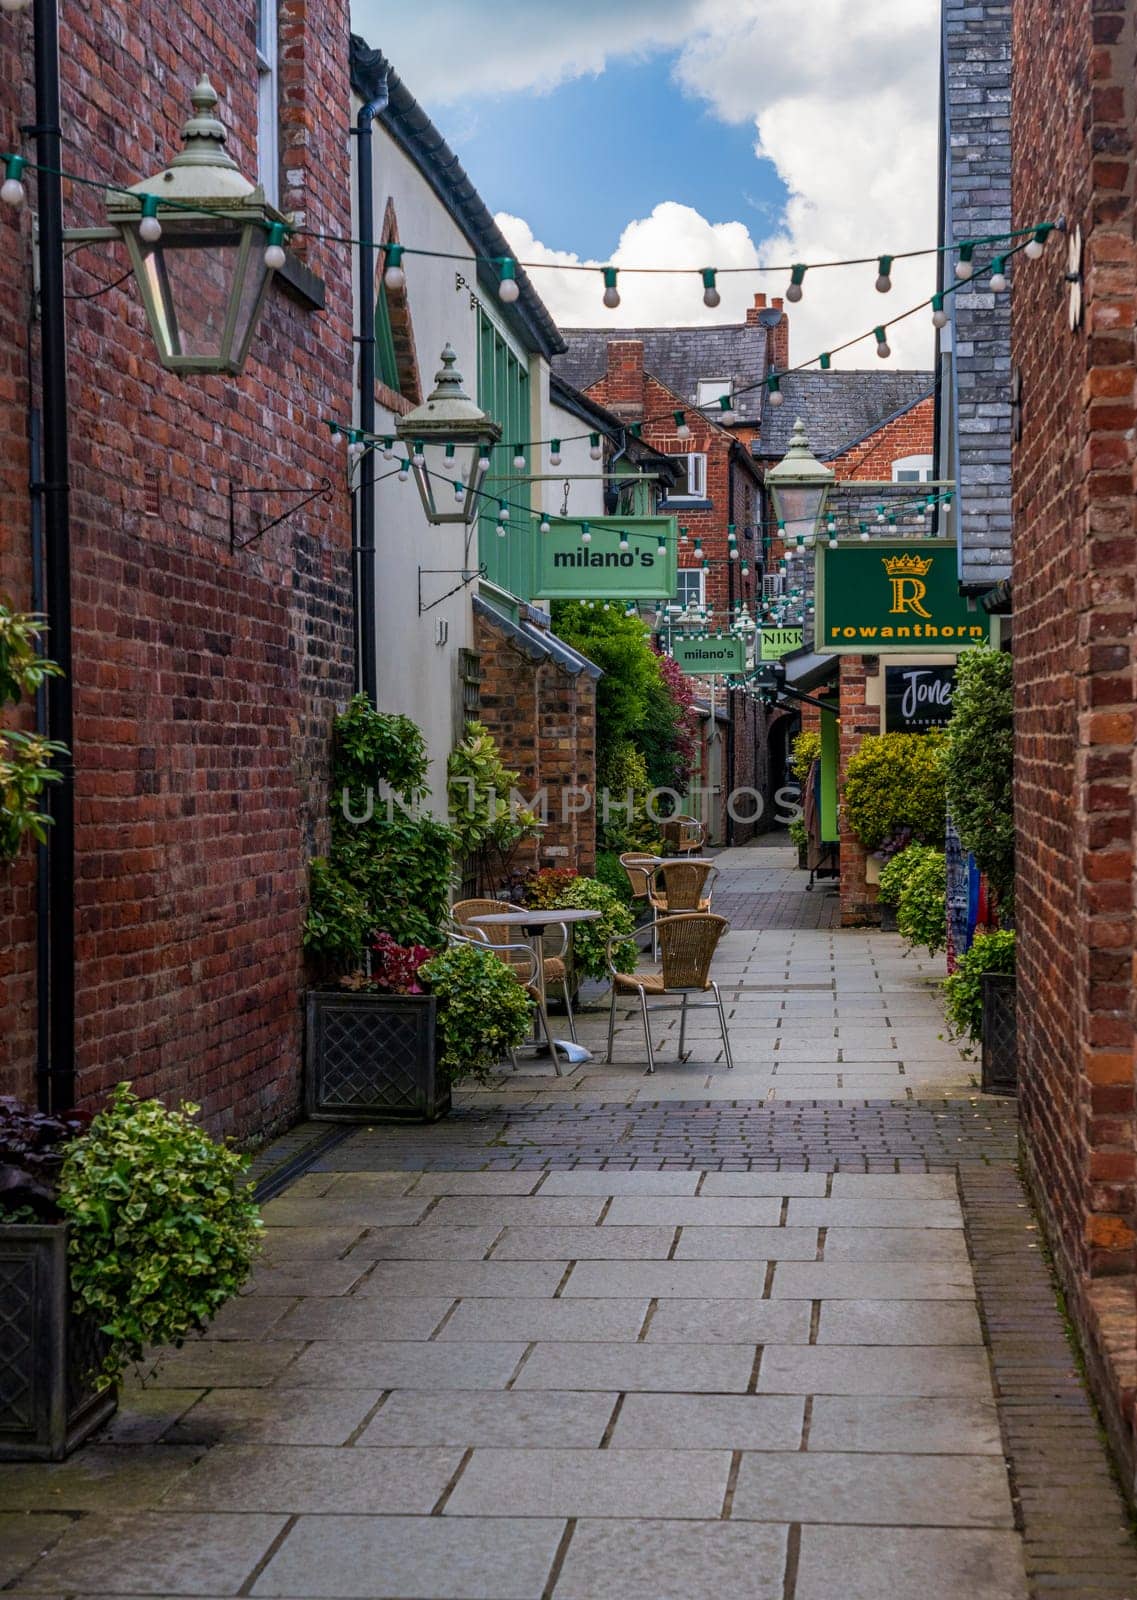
[944,647,1015,915]
[844,730,947,855]
[892,845,947,958]
[943,930,1017,1091]
[877,840,926,932]
[788,817,808,870]
[0,1086,260,1461]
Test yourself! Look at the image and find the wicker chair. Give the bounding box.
[605,912,734,1075]
[445,923,567,1077]
[660,814,706,856]
[619,851,659,953]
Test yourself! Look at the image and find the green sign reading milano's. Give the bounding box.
[671,634,748,675]
[533,516,678,601]
[816,541,991,653]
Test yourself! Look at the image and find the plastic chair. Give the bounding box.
[605,912,734,1075]
[445,925,567,1077]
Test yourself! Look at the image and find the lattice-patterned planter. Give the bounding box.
[306,991,448,1121]
[981,973,1017,1096]
[0,1223,116,1462]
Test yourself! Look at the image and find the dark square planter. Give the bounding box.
[981,972,1017,1095]
[0,1223,117,1462]
[306,991,449,1121]
[879,903,899,932]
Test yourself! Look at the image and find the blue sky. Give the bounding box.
[428,55,789,264]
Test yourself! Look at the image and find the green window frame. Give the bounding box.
[374,279,400,394]
[476,310,531,600]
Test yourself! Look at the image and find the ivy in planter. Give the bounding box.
[942,929,1016,1053]
[58,1085,262,1388]
[844,731,947,853]
[418,941,533,1085]
[878,843,931,908]
[944,647,1015,911]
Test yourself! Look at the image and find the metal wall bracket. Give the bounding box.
[229,476,334,552]
[418,564,486,614]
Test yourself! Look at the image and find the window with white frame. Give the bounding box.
[674,567,706,610]
[664,452,708,501]
[891,454,934,483]
[696,378,731,409]
[256,0,280,207]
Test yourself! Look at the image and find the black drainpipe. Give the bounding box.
[724,446,738,844]
[353,71,388,705]
[29,409,52,1113]
[31,0,75,1112]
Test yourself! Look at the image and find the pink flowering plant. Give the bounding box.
[367,932,434,994]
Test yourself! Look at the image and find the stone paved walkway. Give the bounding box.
[3,843,1135,1600]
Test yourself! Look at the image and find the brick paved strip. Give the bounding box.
[959,1162,1137,1600]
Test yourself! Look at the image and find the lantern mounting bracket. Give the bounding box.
[228,476,335,553]
[418,564,487,614]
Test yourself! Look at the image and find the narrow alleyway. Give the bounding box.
[3,844,1135,1599]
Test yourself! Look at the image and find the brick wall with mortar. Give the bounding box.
[0,1,355,1137]
[1012,0,1137,1487]
[472,610,597,879]
[827,396,936,481]
[584,342,768,835]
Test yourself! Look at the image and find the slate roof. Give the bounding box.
[350,36,565,360]
[553,323,773,425]
[753,371,936,461]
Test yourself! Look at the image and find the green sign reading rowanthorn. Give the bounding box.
[816,541,990,653]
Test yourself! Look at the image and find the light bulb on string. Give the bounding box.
[931,293,948,330]
[549,439,562,467]
[539,516,551,534]
[476,448,490,477]
[496,501,509,534]
[1024,226,1050,260]
[453,480,465,502]
[346,434,365,463]
[785,263,807,303]
[701,267,720,308]
[619,534,629,552]
[1,153,26,207]
[581,522,592,545]
[679,526,689,544]
[397,458,411,482]
[718,394,736,423]
[411,439,426,468]
[859,524,870,542]
[382,437,394,460]
[828,536,838,550]
[673,410,691,440]
[512,444,526,470]
[954,241,974,281]
[498,257,520,303]
[766,374,784,408]
[874,326,891,360]
[875,255,893,293]
[139,194,162,244]
[988,256,1008,293]
[441,443,456,474]
[876,506,886,524]
[657,539,667,557]
[588,432,602,462]
[383,242,406,292]
[602,266,620,310]
[264,222,287,271]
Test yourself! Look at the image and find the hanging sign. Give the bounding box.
[533,516,678,601]
[759,626,803,660]
[885,663,956,732]
[671,634,747,675]
[816,541,991,653]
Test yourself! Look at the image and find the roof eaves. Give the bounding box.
[817,380,937,462]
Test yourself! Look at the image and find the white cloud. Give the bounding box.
[354,0,941,368]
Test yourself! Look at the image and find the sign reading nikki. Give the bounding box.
[672,634,748,675]
[759,626,803,661]
[816,541,991,653]
[533,517,678,601]
[885,664,956,732]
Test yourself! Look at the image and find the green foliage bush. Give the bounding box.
[419,941,533,1085]
[1,605,67,860]
[59,1085,262,1388]
[944,648,1015,910]
[595,850,634,905]
[878,843,932,907]
[790,729,822,783]
[598,742,664,853]
[942,929,1016,1048]
[447,721,539,862]
[844,731,947,852]
[303,858,372,961]
[894,846,947,957]
[788,818,807,853]
[553,876,638,979]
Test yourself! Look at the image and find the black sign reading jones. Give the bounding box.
[885,664,956,731]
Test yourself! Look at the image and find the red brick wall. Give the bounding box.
[828,396,936,480]
[1012,0,1137,1291]
[473,611,597,879]
[0,2,355,1137]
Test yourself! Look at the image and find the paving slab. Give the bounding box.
[250,1514,564,1600]
[771,1261,974,1300]
[793,1527,1029,1600]
[643,1298,812,1345]
[787,1199,962,1229]
[354,1390,616,1448]
[535,1170,701,1195]
[258,1226,366,1261]
[0,1447,203,1512]
[514,1340,756,1393]
[553,1519,788,1600]
[673,1224,818,1260]
[272,1295,454,1342]
[563,1259,768,1299]
[816,1299,984,1346]
[200,1297,296,1341]
[731,1449,1015,1526]
[445,1446,731,1519]
[167,1387,383,1447]
[822,1226,970,1262]
[144,1341,305,1389]
[407,1171,543,1195]
[355,1260,566,1298]
[274,1340,526,1390]
[757,1344,994,1397]
[437,1297,649,1343]
[601,1196,782,1227]
[698,1171,828,1196]
[610,1392,804,1451]
[0,1516,73,1588]
[490,1224,675,1260]
[161,1442,461,1514]
[345,1225,502,1261]
[258,1196,431,1228]
[425,1196,606,1227]
[319,1171,420,1197]
[808,1396,1004,1455]
[18,1511,287,1595]
[94,1389,204,1445]
[242,1260,370,1298]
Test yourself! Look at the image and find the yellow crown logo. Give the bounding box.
[881,552,933,578]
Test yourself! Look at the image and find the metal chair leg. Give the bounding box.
[638,987,656,1075]
[712,980,734,1070]
[563,983,578,1044]
[606,983,618,1063]
[536,999,565,1077]
[679,993,689,1061]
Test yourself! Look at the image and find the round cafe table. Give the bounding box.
[469,907,601,1060]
